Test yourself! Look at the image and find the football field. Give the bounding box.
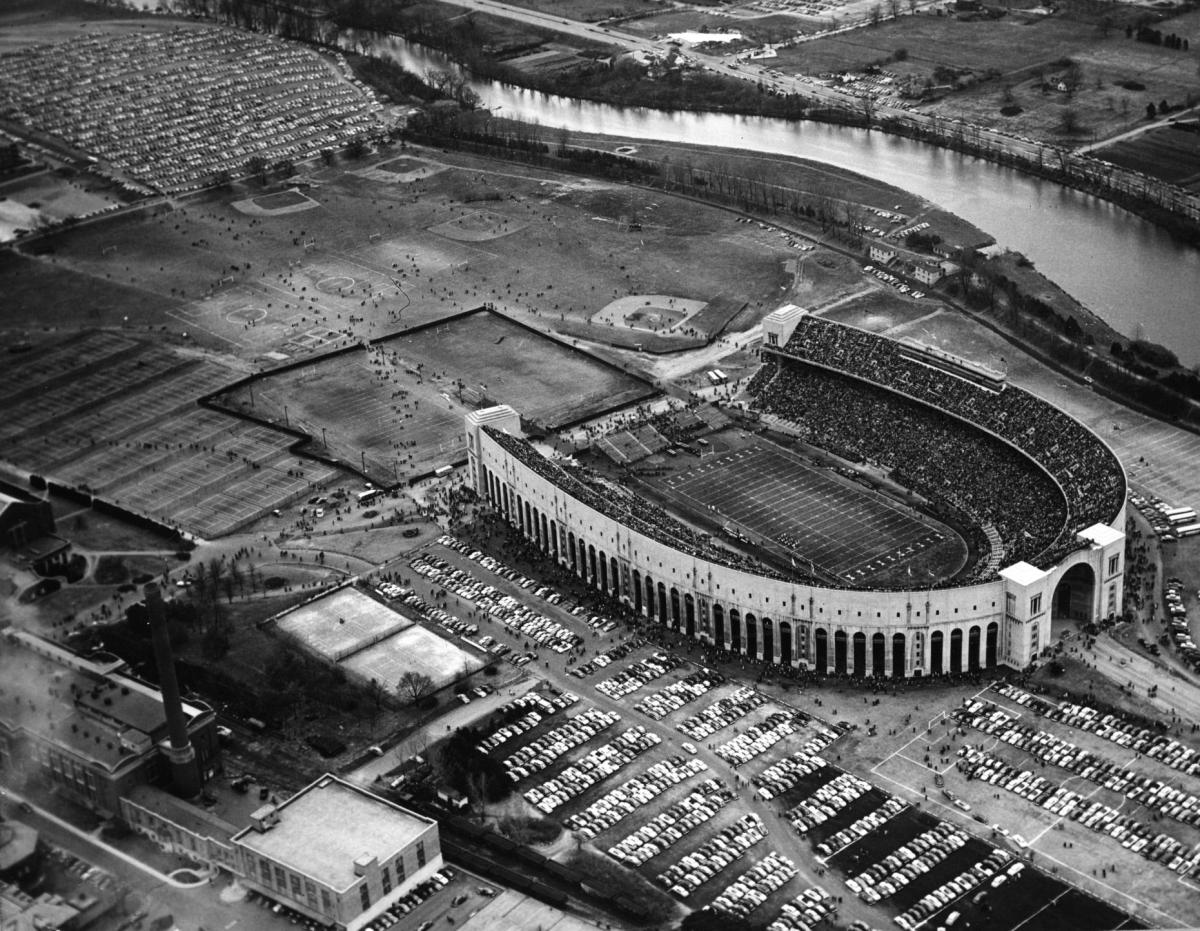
[660,440,965,584]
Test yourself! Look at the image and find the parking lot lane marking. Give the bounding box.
[1032,848,1185,927]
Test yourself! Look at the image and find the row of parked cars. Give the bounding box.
[355,866,461,931]
[609,780,735,867]
[958,699,1200,828]
[655,813,769,899]
[678,686,766,740]
[767,886,839,931]
[957,746,1200,876]
[410,554,581,653]
[847,822,969,904]
[711,851,798,919]
[439,534,621,635]
[995,682,1200,778]
[787,772,872,835]
[813,797,907,859]
[753,751,825,801]
[635,671,724,720]
[716,711,803,766]
[566,757,709,840]
[501,706,619,779]
[524,725,662,813]
[477,692,578,756]
[568,639,642,678]
[596,653,686,699]
[893,851,1019,931]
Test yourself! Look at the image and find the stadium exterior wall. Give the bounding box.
[466,408,1125,678]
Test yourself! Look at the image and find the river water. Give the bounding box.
[371,35,1200,365]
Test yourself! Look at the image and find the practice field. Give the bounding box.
[342,624,484,692]
[385,310,655,429]
[657,439,966,584]
[275,588,414,662]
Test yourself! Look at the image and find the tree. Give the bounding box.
[397,671,435,703]
[1146,101,1157,119]
[246,154,268,183]
[869,3,882,24]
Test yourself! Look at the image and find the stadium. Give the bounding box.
[465,306,1127,678]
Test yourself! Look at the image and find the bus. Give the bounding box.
[357,489,381,506]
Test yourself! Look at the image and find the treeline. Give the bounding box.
[952,255,1200,423]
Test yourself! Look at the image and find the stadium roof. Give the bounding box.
[999,562,1048,587]
[1078,523,1123,549]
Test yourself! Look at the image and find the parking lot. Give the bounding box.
[390,536,1158,930]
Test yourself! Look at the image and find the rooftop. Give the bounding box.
[232,775,435,892]
[0,630,208,773]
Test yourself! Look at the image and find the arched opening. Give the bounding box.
[549,520,558,559]
[834,630,848,675]
[950,628,963,674]
[985,622,999,667]
[670,588,682,629]
[598,550,608,592]
[930,631,944,675]
[815,628,828,672]
[501,485,509,517]
[872,632,886,677]
[892,633,906,678]
[779,621,793,666]
[745,613,758,658]
[633,570,643,613]
[568,532,577,572]
[588,545,597,584]
[968,626,981,672]
[685,594,696,638]
[714,604,726,648]
[644,575,655,618]
[761,617,773,663]
[523,501,532,538]
[1054,562,1097,623]
[729,609,742,651]
[852,631,867,677]
[611,557,620,597]
[657,582,668,625]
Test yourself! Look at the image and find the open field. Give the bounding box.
[646,435,967,585]
[1096,122,1200,191]
[387,310,654,428]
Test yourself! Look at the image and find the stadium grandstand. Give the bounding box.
[464,304,1127,679]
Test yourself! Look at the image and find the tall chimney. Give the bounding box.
[144,581,201,798]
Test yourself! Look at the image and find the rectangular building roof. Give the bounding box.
[232,775,435,892]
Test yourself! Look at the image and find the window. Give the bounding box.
[416,841,426,869]
[1108,554,1120,575]
[274,866,287,891]
[259,858,272,884]
[290,873,302,898]
[382,867,392,894]
[320,889,333,915]
[1030,594,1042,616]
[359,884,371,912]
[305,880,317,909]
[395,856,406,882]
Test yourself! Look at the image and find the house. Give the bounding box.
[869,243,897,265]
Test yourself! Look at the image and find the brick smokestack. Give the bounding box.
[144,581,201,799]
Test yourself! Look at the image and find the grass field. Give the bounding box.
[386,310,655,428]
[654,438,967,585]
[1096,123,1200,190]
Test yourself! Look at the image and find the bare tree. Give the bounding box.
[397,671,435,703]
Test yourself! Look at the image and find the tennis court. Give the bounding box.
[660,440,964,583]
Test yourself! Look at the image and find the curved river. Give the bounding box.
[372,36,1200,363]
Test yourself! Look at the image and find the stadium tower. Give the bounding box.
[144,581,202,798]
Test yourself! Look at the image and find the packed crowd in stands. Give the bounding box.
[0,27,383,192]
[753,361,1065,569]
[755,317,1125,570]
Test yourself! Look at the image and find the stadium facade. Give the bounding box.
[464,311,1126,678]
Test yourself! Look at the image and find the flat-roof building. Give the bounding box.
[232,775,442,931]
[0,628,220,819]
